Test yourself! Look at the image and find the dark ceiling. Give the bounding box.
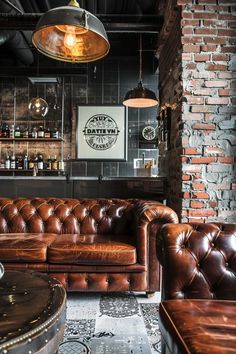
[0,0,163,76]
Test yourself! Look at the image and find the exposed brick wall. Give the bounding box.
[158,0,236,222]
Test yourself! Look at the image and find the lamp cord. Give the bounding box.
[139,34,142,83]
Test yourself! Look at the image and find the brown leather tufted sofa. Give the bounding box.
[157,223,236,353]
[0,197,178,295]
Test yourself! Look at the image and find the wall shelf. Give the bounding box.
[0,138,63,142]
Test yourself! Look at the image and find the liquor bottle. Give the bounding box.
[17,155,23,170]
[51,155,58,170]
[5,155,10,169]
[52,127,59,139]
[46,156,52,170]
[14,126,21,138]
[44,127,51,138]
[23,127,29,138]
[37,154,44,170]
[38,126,44,138]
[3,124,10,138]
[28,156,34,170]
[23,155,28,170]
[10,155,16,169]
[32,127,38,139]
[58,159,64,171]
[10,124,15,138]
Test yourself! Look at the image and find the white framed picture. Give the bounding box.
[76,105,127,161]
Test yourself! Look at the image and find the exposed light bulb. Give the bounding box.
[64,32,76,48]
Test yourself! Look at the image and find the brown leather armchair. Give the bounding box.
[0,197,178,295]
[157,223,236,353]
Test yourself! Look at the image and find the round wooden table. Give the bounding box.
[0,270,66,354]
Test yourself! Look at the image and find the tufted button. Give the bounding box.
[211,243,214,247]
[181,244,185,249]
[225,262,229,267]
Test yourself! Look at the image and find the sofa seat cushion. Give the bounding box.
[47,234,137,265]
[0,233,57,262]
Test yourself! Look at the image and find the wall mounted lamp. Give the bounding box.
[123,35,159,108]
[32,0,110,63]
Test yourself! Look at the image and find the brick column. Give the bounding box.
[158,0,236,222]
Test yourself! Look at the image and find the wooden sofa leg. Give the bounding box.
[146,291,155,298]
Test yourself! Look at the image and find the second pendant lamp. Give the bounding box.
[123,35,159,108]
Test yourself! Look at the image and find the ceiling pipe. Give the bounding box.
[0,1,34,65]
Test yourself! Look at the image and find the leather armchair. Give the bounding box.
[157,223,236,353]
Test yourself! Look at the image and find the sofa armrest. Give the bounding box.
[133,201,178,266]
[157,222,236,300]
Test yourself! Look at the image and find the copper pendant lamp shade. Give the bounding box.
[123,35,158,108]
[32,0,110,63]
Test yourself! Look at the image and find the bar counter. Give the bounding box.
[0,176,166,202]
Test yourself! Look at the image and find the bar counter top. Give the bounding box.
[0,175,165,181]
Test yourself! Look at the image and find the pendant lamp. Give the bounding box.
[28,97,49,118]
[123,35,159,108]
[32,0,110,63]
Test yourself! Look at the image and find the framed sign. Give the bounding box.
[77,105,127,161]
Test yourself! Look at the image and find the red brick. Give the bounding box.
[182,148,199,155]
[230,21,236,28]
[194,54,210,62]
[218,72,233,79]
[195,28,217,35]
[182,12,193,19]
[190,201,205,208]
[192,123,216,130]
[218,13,235,20]
[188,209,216,217]
[182,174,191,181]
[181,20,201,27]
[205,64,228,71]
[204,37,227,45]
[185,63,197,69]
[231,98,236,105]
[181,156,189,162]
[182,53,192,61]
[182,28,193,35]
[182,113,204,120]
[194,88,212,95]
[190,106,212,113]
[231,81,236,88]
[208,201,218,208]
[192,182,205,190]
[206,97,229,104]
[201,45,218,52]
[205,80,228,87]
[192,12,216,19]
[232,183,236,190]
[221,46,236,53]
[218,29,236,36]
[212,54,229,61]
[183,44,201,53]
[182,192,191,199]
[188,218,205,223]
[191,157,216,164]
[218,89,230,96]
[187,97,205,104]
[182,37,203,44]
[204,146,225,155]
[193,192,210,199]
[217,157,234,163]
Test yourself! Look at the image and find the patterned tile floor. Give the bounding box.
[59,292,161,354]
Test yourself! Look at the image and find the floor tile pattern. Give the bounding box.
[59,292,161,354]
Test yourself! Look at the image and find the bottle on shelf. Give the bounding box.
[17,155,23,170]
[52,127,59,139]
[32,127,38,139]
[3,124,10,138]
[38,126,44,138]
[37,154,44,170]
[28,156,35,170]
[51,155,58,170]
[46,156,52,170]
[58,159,64,171]
[5,155,10,169]
[14,126,21,138]
[10,155,16,169]
[23,154,28,170]
[10,124,15,138]
[23,127,29,139]
[44,127,51,138]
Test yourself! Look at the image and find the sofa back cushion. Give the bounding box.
[0,198,138,235]
[157,223,236,300]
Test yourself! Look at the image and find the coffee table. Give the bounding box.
[0,270,66,354]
